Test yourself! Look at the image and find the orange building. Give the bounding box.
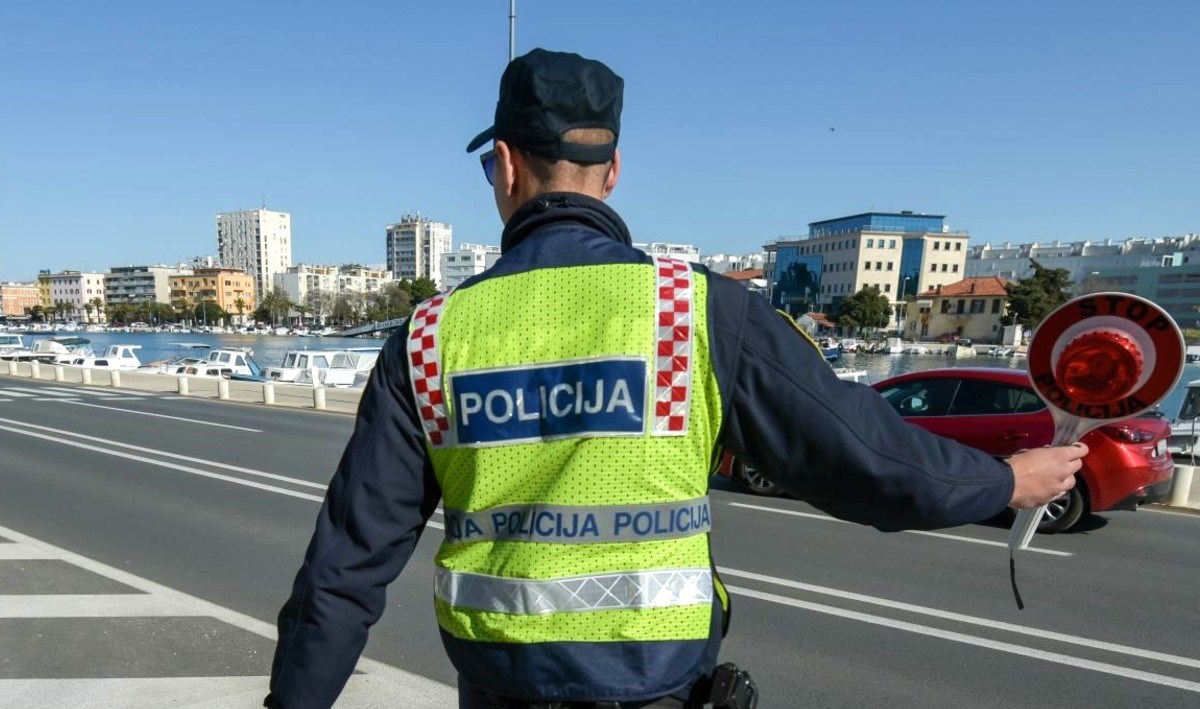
[169,268,256,325]
[1,282,41,318]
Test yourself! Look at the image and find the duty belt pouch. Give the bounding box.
[708,663,759,709]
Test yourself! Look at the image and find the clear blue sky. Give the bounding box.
[2,0,1196,281]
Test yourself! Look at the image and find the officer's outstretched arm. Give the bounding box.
[707,276,1013,531]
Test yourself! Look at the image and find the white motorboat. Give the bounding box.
[267,349,342,383]
[206,347,266,379]
[295,347,382,388]
[26,337,95,364]
[885,337,905,355]
[832,367,870,384]
[0,333,27,359]
[139,342,212,375]
[68,344,143,370]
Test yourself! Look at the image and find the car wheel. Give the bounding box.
[1038,485,1086,533]
[738,462,783,497]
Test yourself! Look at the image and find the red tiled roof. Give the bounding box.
[918,276,1009,298]
[724,268,764,281]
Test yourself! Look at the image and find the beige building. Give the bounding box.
[170,268,256,325]
[275,264,393,307]
[386,214,453,287]
[440,244,501,289]
[105,264,193,308]
[37,270,51,308]
[217,208,292,304]
[764,212,969,319]
[1,282,40,318]
[904,276,1010,342]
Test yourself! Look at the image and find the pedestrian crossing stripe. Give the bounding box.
[0,390,36,398]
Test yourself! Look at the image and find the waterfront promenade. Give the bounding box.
[0,372,1198,707]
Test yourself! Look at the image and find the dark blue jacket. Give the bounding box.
[266,193,1013,708]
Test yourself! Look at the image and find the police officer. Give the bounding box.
[265,48,1086,709]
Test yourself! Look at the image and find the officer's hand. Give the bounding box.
[1006,443,1088,509]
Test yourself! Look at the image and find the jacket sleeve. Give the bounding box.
[266,329,441,708]
[706,273,1013,531]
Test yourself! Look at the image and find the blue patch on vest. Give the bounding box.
[451,358,646,444]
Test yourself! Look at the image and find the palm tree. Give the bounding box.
[234,296,247,327]
[90,297,105,324]
[83,302,94,323]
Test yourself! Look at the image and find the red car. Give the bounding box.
[717,368,1174,533]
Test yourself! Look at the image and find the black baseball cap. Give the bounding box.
[466,48,623,164]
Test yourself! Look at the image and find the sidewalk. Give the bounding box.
[0,361,362,415]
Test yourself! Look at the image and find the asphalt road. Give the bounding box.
[0,375,1197,708]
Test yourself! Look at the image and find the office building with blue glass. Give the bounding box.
[764,211,970,320]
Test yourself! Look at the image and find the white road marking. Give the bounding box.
[0,423,321,502]
[97,396,149,401]
[0,390,37,398]
[718,566,1200,670]
[1144,507,1200,518]
[4,387,76,397]
[726,501,1071,557]
[726,585,1200,693]
[0,417,326,490]
[50,399,263,432]
[0,398,11,402]
[161,395,188,400]
[44,385,150,397]
[0,674,451,708]
[0,594,199,618]
[0,543,56,560]
[0,524,457,706]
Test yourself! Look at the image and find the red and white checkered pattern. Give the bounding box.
[408,292,453,447]
[652,256,694,435]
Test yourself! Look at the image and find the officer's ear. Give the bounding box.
[494,140,520,201]
[601,148,621,199]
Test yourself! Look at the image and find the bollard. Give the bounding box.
[110,370,121,388]
[1170,464,1195,507]
[218,378,230,400]
[177,376,190,396]
[30,361,41,379]
[7,360,15,376]
[313,386,327,410]
[54,365,65,382]
[82,368,93,385]
[263,382,275,406]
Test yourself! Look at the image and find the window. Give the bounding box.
[878,378,958,417]
[876,262,882,270]
[952,265,959,273]
[867,239,874,248]
[865,262,872,270]
[957,299,966,314]
[970,299,985,314]
[941,264,949,272]
[889,240,896,248]
[884,283,891,293]
[941,300,951,313]
[933,242,940,250]
[948,381,1044,416]
[955,242,962,251]
[887,262,894,270]
[313,356,329,368]
[991,299,1002,314]
[944,242,951,250]
[930,264,937,272]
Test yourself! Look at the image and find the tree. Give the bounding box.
[836,286,892,335]
[89,297,105,324]
[195,301,228,325]
[399,277,439,304]
[305,289,334,326]
[233,297,247,326]
[1001,261,1072,329]
[260,287,294,327]
[83,302,94,323]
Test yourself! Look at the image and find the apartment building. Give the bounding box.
[169,268,256,325]
[47,271,108,322]
[275,264,393,308]
[763,211,969,317]
[216,208,292,303]
[966,234,1200,293]
[0,282,40,318]
[105,264,193,308]
[904,276,1010,341]
[634,242,701,262]
[701,252,766,274]
[440,244,502,289]
[386,214,452,287]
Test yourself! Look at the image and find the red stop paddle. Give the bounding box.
[1009,293,1184,551]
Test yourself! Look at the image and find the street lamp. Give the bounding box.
[895,276,911,333]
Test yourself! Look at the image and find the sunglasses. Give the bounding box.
[480,149,496,186]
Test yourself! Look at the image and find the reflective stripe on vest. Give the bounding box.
[409,291,453,447]
[443,496,712,544]
[652,257,694,435]
[435,567,713,615]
